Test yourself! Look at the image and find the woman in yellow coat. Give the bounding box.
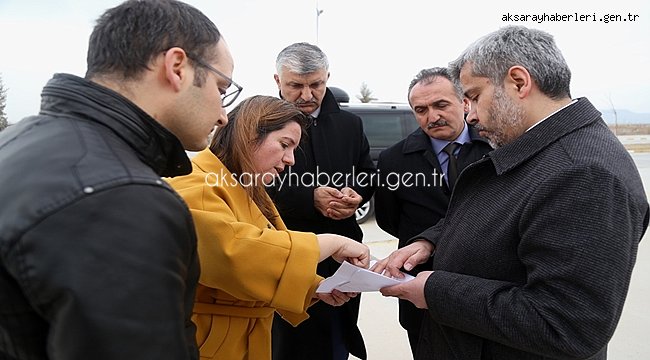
[166,95,370,360]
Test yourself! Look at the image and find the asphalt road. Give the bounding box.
[354,151,650,360]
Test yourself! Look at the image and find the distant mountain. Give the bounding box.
[600,109,650,124]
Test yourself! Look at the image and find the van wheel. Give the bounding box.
[355,197,374,224]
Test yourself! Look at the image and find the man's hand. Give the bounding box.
[314,186,344,218]
[314,187,362,220]
[315,289,359,306]
[326,187,363,220]
[370,240,434,278]
[380,271,432,309]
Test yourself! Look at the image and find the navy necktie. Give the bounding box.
[443,142,460,191]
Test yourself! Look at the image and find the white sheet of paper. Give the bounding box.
[316,261,415,293]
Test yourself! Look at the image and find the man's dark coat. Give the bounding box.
[0,74,199,359]
[269,88,376,360]
[414,98,648,360]
[374,125,492,352]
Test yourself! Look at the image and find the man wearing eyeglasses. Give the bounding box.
[0,1,239,359]
[269,42,375,360]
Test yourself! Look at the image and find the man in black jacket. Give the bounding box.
[375,67,492,356]
[269,42,375,360]
[0,1,240,359]
[374,26,648,359]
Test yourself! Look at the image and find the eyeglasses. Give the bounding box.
[187,54,243,108]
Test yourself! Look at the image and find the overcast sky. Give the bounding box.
[1,0,648,123]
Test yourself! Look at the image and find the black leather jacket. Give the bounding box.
[0,74,199,359]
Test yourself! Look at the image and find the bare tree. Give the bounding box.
[356,82,377,103]
[607,93,618,136]
[0,75,8,131]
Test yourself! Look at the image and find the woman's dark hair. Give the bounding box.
[210,95,308,220]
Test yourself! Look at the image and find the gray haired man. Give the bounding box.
[374,26,648,360]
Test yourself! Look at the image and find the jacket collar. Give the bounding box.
[316,88,341,118]
[40,74,191,177]
[191,148,227,174]
[488,97,602,175]
[401,125,489,155]
[191,149,288,229]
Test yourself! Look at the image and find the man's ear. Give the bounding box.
[274,74,281,87]
[462,98,470,113]
[505,66,532,99]
[163,47,191,92]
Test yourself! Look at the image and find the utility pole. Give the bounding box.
[316,2,324,45]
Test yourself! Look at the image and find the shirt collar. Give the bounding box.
[430,121,471,155]
[309,107,322,118]
[526,99,578,132]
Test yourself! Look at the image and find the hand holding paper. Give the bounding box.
[316,261,414,293]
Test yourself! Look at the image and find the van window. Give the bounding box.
[358,113,405,148]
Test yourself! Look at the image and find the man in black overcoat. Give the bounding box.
[269,42,375,360]
[375,67,492,356]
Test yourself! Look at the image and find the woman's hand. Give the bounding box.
[316,234,370,269]
[315,289,359,307]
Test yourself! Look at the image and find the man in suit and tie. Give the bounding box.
[374,67,492,356]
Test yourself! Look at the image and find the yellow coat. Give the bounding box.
[166,149,322,360]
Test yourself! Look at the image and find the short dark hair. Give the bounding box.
[86,0,222,82]
[407,67,464,104]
